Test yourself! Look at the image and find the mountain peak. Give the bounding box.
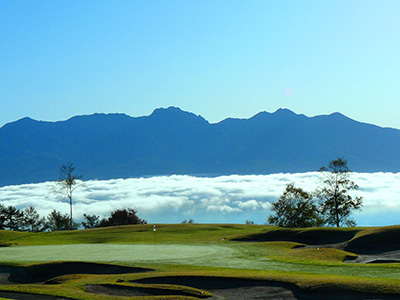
[14,116,39,125]
[150,106,186,117]
[150,106,208,124]
[274,108,296,115]
[250,108,297,121]
[0,116,40,131]
[328,112,349,119]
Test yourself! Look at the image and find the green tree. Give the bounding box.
[23,206,46,232]
[53,162,84,230]
[0,204,6,229]
[46,209,78,231]
[268,183,322,228]
[99,208,147,227]
[0,205,24,231]
[81,213,100,229]
[316,157,363,227]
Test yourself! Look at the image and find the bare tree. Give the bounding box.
[316,157,363,227]
[53,162,84,229]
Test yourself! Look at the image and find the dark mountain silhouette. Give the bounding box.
[0,106,399,186]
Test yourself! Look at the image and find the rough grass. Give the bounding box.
[2,224,400,299]
[254,241,359,264]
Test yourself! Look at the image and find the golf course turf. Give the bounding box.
[1,224,400,299]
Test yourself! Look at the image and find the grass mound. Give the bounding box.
[1,262,153,284]
[345,226,400,254]
[232,227,359,245]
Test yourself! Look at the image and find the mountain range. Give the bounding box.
[1,107,399,186]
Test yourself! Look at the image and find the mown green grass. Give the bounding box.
[1,224,391,246]
[1,224,400,299]
[0,224,265,246]
[0,244,235,265]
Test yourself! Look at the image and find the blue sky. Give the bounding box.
[1,0,400,128]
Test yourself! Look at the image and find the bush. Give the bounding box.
[46,209,78,231]
[99,208,147,227]
[81,213,100,229]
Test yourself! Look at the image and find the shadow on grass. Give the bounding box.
[232,228,358,245]
[345,227,400,254]
[0,262,153,284]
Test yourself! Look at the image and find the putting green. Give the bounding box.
[0,244,236,264]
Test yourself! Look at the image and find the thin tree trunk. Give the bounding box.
[335,176,340,227]
[70,199,72,229]
[69,185,72,230]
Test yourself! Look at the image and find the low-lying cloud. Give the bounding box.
[1,172,399,226]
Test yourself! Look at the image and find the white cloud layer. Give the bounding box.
[1,172,400,226]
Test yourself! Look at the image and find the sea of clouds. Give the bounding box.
[1,172,400,226]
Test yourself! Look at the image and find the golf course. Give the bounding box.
[1,224,400,299]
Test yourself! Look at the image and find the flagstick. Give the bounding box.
[153,225,156,253]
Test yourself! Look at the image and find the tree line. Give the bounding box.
[0,163,146,232]
[268,157,363,228]
[0,205,146,232]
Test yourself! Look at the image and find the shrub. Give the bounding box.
[99,208,147,227]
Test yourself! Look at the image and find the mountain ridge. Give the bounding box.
[0,107,399,186]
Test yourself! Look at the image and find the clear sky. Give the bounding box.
[1,0,400,129]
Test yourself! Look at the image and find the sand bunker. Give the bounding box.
[3,275,399,300]
[85,283,208,298]
[293,242,400,265]
[343,250,400,264]
[0,291,71,300]
[132,276,400,300]
[134,276,298,299]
